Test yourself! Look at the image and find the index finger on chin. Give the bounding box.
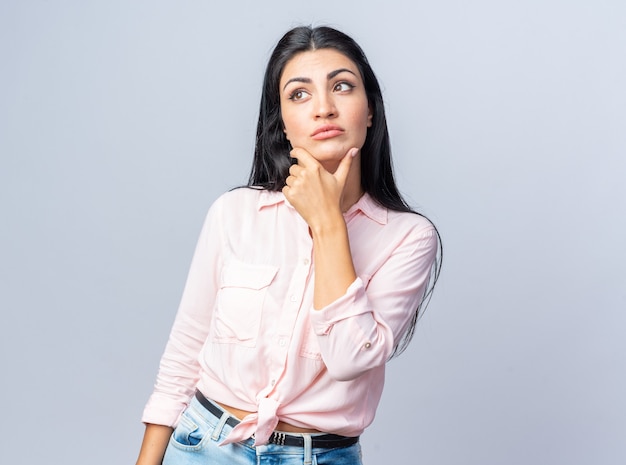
[289,147,317,168]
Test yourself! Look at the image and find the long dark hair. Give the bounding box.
[248,26,442,356]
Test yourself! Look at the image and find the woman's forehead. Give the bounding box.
[280,49,360,83]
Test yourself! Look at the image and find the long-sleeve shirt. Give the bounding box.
[142,187,438,445]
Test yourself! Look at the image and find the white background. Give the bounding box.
[1,1,624,464]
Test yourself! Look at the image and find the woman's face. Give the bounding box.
[279,48,372,172]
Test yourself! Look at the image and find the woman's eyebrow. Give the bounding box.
[282,68,357,91]
[283,77,311,91]
[327,68,357,80]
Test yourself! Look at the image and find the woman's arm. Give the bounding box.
[282,147,360,309]
[135,424,173,465]
[283,146,438,380]
[310,229,438,380]
[140,198,225,440]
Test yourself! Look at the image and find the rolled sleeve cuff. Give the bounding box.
[310,277,369,336]
[141,394,188,427]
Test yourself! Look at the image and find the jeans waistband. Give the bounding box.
[194,390,359,449]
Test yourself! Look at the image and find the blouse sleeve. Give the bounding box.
[309,225,438,381]
[141,198,225,426]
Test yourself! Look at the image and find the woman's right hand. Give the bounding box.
[282,146,358,231]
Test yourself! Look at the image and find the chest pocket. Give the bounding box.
[212,262,278,347]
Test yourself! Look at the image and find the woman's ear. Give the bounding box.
[367,106,373,127]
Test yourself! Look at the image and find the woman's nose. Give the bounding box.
[314,94,337,119]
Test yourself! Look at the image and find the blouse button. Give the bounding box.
[290,295,297,302]
[303,258,310,266]
[363,342,372,349]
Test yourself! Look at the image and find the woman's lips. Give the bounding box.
[311,125,344,140]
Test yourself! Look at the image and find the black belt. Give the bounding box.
[194,391,359,449]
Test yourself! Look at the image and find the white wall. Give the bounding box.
[1,1,624,464]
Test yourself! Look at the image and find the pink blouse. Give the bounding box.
[142,187,438,445]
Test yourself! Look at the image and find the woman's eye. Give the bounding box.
[289,90,309,101]
[334,82,354,92]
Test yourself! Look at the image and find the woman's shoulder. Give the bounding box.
[383,208,439,247]
[354,195,438,249]
[206,188,286,225]
[212,186,279,209]
[389,208,435,228]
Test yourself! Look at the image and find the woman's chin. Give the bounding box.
[309,145,349,163]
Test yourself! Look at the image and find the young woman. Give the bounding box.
[136,25,441,465]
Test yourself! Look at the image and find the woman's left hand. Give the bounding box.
[282,147,359,230]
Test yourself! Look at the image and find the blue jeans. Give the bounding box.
[163,396,363,465]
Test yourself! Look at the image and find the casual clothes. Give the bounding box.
[143,187,438,446]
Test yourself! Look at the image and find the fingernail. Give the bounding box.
[350,148,359,158]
